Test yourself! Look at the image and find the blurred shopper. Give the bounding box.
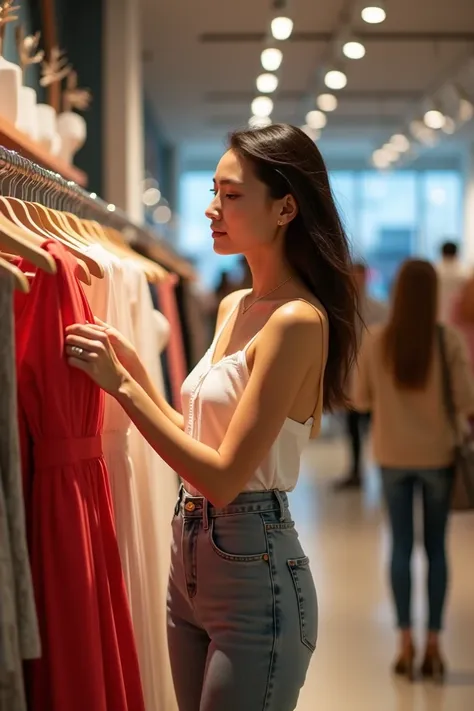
[336,262,388,489]
[451,274,474,370]
[437,241,468,324]
[353,259,474,681]
[65,124,358,711]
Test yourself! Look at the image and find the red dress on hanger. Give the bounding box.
[14,241,145,711]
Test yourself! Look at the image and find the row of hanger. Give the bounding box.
[0,153,169,294]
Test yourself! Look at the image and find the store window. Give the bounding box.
[179,168,464,298]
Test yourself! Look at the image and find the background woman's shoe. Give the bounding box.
[393,647,415,681]
[421,649,446,683]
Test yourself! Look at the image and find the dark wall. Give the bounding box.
[55,0,103,193]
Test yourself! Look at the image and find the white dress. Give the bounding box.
[125,262,178,711]
[84,246,176,711]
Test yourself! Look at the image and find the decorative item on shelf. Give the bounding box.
[15,27,44,141]
[57,70,91,165]
[0,1,21,125]
[38,47,72,154]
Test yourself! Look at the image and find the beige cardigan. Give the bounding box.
[352,324,474,468]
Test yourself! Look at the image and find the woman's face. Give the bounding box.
[205,149,291,256]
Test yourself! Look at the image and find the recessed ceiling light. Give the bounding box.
[325,69,347,90]
[361,3,386,24]
[249,115,272,128]
[305,110,327,130]
[251,96,274,117]
[261,47,283,72]
[256,73,279,93]
[342,40,366,60]
[424,109,446,130]
[389,134,410,152]
[317,93,338,112]
[271,16,293,41]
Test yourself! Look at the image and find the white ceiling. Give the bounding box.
[141,0,474,166]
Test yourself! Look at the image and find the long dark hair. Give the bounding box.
[229,123,358,411]
[382,259,438,389]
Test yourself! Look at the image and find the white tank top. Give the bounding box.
[181,296,328,493]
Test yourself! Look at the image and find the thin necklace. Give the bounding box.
[241,275,293,314]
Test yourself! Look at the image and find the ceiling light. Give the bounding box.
[372,149,391,169]
[342,40,366,60]
[459,98,474,123]
[442,117,456,135]
[389,134,410,152]
[325,68,347,90]
[424,109,446,130]
[305,110,327,130]
[382,143,399,161]
[256,73,278,93]
[317,93,338,112]
[153,205,172,224]
[271,16,293,41]
[261,47,283,71]
[361,3,386,24]
[107,203,116,212]
[142,187,161,206]
[251,95,274,117]
[301,125,321,141]
[249,115,272,128]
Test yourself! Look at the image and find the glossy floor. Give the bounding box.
[291,435,474,711]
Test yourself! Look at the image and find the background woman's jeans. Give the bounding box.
[381,466,453,632]
[167,487,317,711]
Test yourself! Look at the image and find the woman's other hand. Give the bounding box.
[65,323,128,395]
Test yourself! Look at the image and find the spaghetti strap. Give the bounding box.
[209,292,248,360]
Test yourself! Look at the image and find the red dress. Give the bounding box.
[14,241,145,711]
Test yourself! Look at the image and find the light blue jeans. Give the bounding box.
[167,486,318,711]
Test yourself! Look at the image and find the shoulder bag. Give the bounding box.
[437,325,474,511]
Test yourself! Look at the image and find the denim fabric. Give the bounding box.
[167,486,318,711]
[381,466,454,631]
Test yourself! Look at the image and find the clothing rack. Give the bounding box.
[0,146,195,279]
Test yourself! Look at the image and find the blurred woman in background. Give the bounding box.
[353,259,474,681]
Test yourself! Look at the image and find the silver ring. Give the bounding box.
[71,346,84,356]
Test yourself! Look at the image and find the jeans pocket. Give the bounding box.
[288,556,318,652]
[208,515,269,563]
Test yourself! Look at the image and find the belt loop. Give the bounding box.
[274,490,285,522]
[175,483,184,516]
[202,498,209,531]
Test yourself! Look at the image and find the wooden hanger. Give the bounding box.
[102,225,168,283]
[0,255,30,293]
[0,214,56,274]
[0,198,91,284]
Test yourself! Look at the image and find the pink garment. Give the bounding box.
[158,274,187,411]
[451,295,474,370]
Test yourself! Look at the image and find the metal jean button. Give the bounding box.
[185,501,196,512]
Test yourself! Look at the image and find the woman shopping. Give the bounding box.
[353,259,474,682]
[64,124,358,711]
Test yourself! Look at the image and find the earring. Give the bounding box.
[278,220,283,226]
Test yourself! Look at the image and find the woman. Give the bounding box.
[353,259,474,682]
[64,124,358,711]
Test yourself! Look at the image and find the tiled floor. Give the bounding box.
[291,435,474,711]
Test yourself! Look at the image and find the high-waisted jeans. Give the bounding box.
[167,486,318,711]
[381,466,454,632]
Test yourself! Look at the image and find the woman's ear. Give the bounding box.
[279,194,299,226]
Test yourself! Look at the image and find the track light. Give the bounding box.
[424,109,446,130]
[317,93,338,112]
[305,110,327,130]
[301,125,321,141]
[342,40,366,60]
[389,134,410,152]
[261,47,283,72]
[361,2,386,24]
[271,17,293,41]
[251,96,274,117]
[324,68,347,90]
[249,115,272,128]
[372,149,391,169]
[256,73,278,93]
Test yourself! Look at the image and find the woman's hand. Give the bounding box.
[65,323,129,395]
[91,317,139,373]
